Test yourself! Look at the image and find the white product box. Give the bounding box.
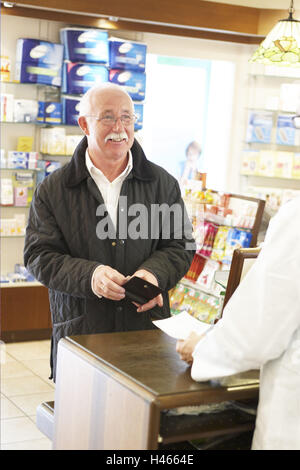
[65,135,83,155]
[1,178,14,205]
[40,128,66,155]
[13,99,38,122]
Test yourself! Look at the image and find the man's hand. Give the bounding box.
[176,331,203,365]
[92,265,128,300]
[132,269,163,313]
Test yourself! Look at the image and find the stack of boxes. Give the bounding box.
[108,37,146,131]
[60,29,146,131]
[12,30,147,131]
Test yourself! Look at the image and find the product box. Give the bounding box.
[133,102,143,131]
[13,171,34,207]
[1,178,14,206]
[241,149,259,175]
[109,38,147,71]
[40,127,66,155]
[37,101,45,122]
[45,160,61,177]
[292,153,300,179]
[44,102,62,124]
[62,62,108,95]
[36,160,46,185]
[246,111,273,144]
[17,136,34,152]
[276,115,296,146]
[15,38,63,87]
[109,69,146,101]
[1,93,14,122]
[1,55,11,82]
[223,229,252,265]
[65,135,83,155]
[7,151,38,169]
[258,150,276,177]
[0,149,6,169]
[274,151,293,178]
[60,28,109,64]
[13,99,38,122]
[61,95,81,125]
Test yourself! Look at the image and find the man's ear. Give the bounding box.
[78,116,89,135]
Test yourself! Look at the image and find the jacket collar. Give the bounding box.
[64,136,155,188]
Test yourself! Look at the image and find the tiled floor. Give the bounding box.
[1,340,54,450]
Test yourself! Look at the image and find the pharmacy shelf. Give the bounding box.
[1,235,25,238]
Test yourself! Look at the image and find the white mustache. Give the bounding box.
[104,132,128,143]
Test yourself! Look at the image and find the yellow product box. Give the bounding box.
[0,56,10,82]
[274,151,293,178]
[241,150,259,175]
[17,136,34,152]
[292,153,300,179]
[258,150,275,177]
[40,128,66,155]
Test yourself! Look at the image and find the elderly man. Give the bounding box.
[24,83,195,381]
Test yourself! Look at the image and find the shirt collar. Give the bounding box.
[85,148,133,183]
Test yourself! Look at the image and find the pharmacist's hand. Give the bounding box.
[131,269,163,313]
[92,265,128,301]
[176,331,203,365]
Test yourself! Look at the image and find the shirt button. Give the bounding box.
[112,241,116,246]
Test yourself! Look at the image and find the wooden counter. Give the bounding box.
[53,329,259,450]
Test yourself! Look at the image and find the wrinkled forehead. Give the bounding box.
[90,89,134,115]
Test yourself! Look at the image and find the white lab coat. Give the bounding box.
[191,197,300,450]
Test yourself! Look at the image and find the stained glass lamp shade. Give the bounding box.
[250,1,300,67]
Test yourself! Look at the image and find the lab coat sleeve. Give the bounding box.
[191,198,300,382]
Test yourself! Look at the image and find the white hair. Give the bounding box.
[78,83,133,117]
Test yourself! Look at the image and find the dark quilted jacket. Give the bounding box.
[24,137,195,380]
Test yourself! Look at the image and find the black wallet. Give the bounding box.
[124,276,163,305]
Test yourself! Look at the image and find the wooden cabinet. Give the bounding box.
[0,284,51,342]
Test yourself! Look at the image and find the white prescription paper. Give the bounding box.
[152,311,213,340]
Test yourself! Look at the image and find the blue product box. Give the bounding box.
[45,160,61,177]
[62,62,108,95]
[61,95,81,125]
[109,38,147,71]
[60,28,109,64]
[133,102,144,131]
[223,229,252,265]
[246,111,273,144]
[15,39,63,87]
[37,101,45,123]
[44,102,62,124]
[276,115,295,145]
[109,69,146,101]
[36,160,46,185]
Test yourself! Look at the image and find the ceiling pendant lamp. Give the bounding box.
[250,0,300,67]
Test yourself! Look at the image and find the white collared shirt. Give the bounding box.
[85,148,133,229]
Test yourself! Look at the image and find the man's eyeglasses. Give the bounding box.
[85,114,137,127]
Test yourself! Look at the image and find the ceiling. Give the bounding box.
[204,0,300,9]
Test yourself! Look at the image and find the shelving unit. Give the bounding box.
[240,64,300,210]
[169,189,265,325]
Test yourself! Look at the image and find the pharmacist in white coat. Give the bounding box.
[176,197,300,450]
